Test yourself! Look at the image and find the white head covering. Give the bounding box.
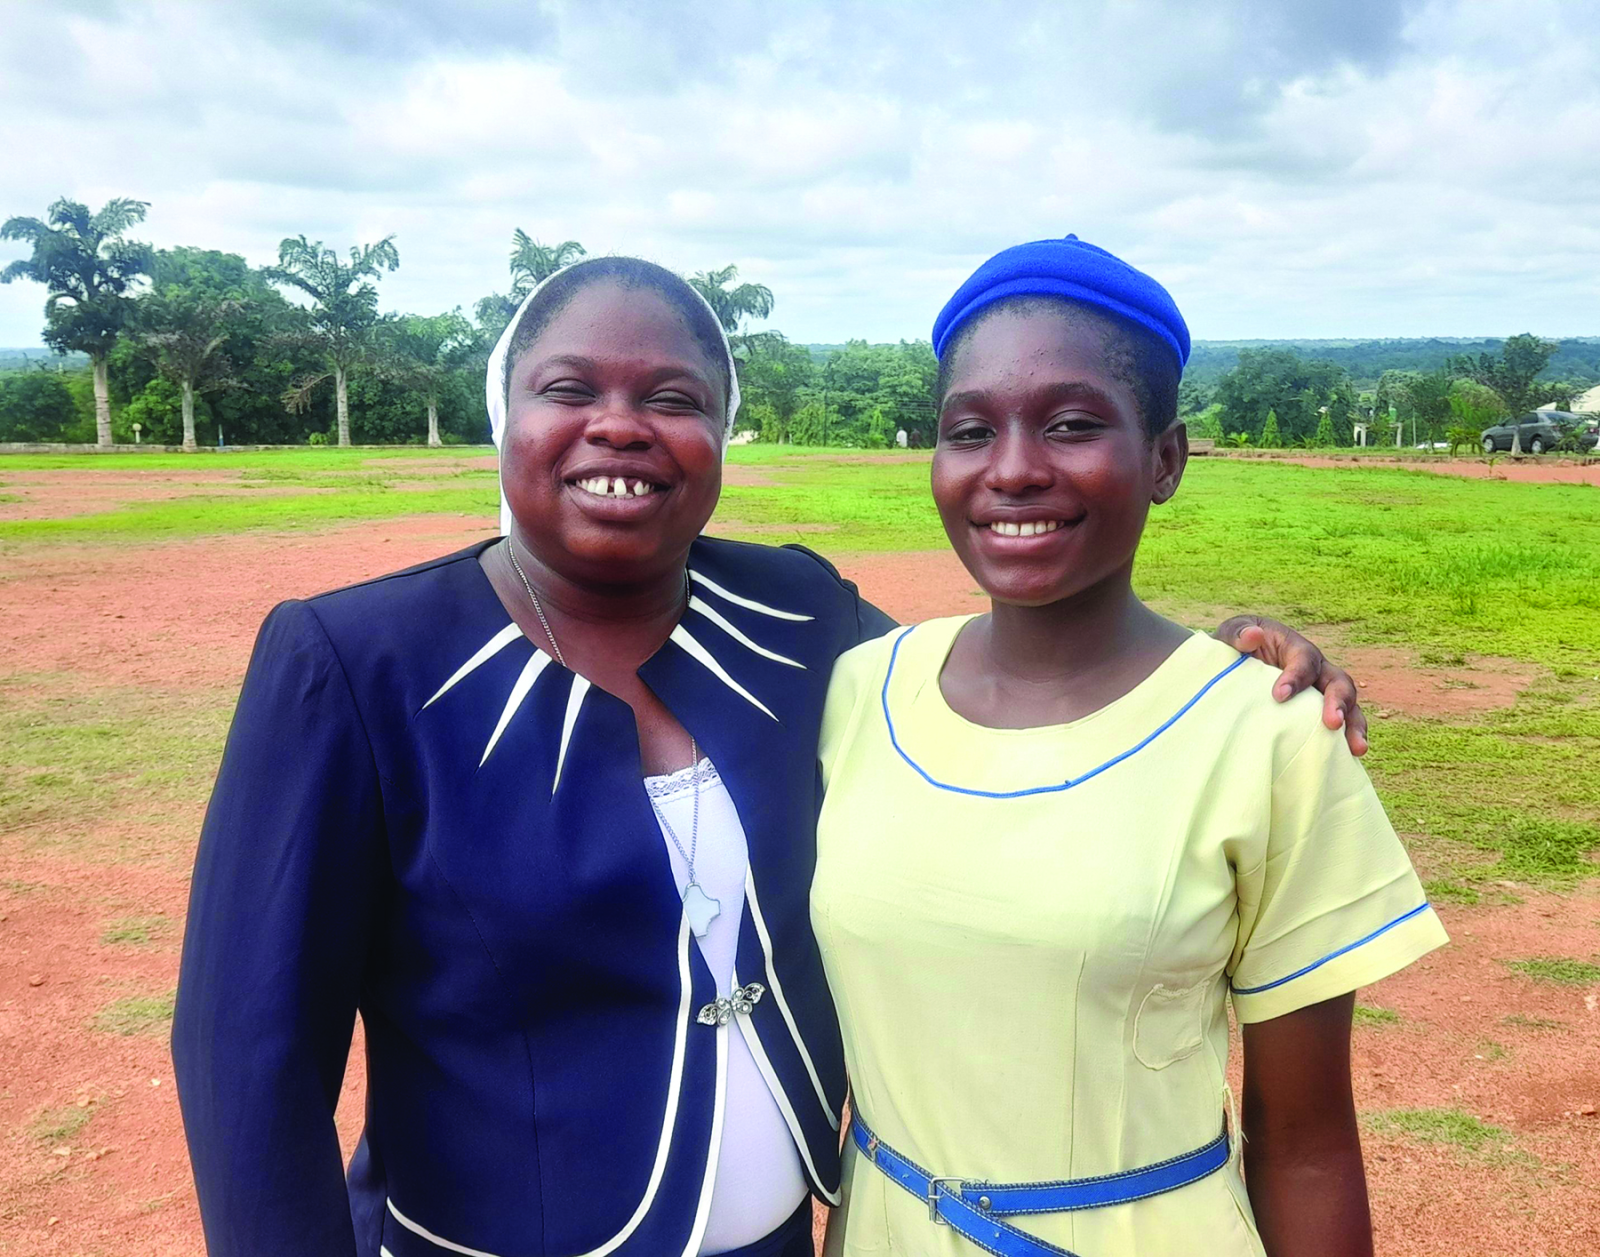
[485,262,743,535]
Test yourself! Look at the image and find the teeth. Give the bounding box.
[575,477,658,498]
[988,520,1063,537]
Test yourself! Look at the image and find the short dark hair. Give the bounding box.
[935,296,1181,438]
[502,256,731,413]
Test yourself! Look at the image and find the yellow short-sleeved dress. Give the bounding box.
[812,617,1448,1256]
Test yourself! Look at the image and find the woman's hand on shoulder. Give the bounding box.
[1215,616,1368,757]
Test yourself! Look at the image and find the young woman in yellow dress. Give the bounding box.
[813,237,1448,1257]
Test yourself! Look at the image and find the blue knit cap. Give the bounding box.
[931,235,1190,372]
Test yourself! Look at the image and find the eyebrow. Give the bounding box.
[532,354,711,386]
[532,354,599,373]
[941,380,1124,415]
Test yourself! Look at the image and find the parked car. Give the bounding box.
[1479,411,1576,454]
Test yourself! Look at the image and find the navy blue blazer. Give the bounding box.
[173,536,894,1257]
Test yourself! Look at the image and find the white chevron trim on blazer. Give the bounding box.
[670,624,779,720]
[479,650,552,767]
[688,596,805,669]
[423,623,523,710]
[690,570,814,621]
[551,673,591,796]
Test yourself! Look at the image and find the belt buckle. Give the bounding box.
[926,1176,962,1223]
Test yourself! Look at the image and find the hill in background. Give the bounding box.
[0,348,88,370]
[806,337,1600,389]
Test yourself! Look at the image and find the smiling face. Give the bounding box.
[500,280,727,588]
[931,302,1187,608]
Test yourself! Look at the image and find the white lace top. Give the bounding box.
[644,759,809,1253]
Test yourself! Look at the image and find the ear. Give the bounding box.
[1150,421,1188,505]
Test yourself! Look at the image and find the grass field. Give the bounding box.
[1,446,1597,1256]
[5,446,1596,895]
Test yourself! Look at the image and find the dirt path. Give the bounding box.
[2,522,1595,1256]
[1256,454,1600,485]
[0,516,499,691]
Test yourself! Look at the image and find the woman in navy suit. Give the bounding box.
[172,257,1364,1257]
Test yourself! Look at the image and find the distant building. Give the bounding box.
[1570,384,1600,415]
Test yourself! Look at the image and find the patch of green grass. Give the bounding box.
[0,446,499,542]
[0,482,498,543]
[0,446,492,473]
[2,450,1597,901]
[91,991,176,1035]
[1503,957,1600,985]
[1475,1039,1509,1061]
[1501,1013,1564,1030]
[1367,675,1600,890]
[30,1104,93,1144]
[1353,1004,1402,1027]
[5,451,1598,668]
[0,676,229,863]
[716,456,1600,664]
[1424,879,1482,905]
[100,915,169,946]
[1362,1107,1528,1163]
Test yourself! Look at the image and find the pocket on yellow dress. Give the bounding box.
[1133,981,1206,1069]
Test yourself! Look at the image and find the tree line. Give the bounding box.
[1,196,1588,453]
[1182,335,1589,455]
[0,196,940,450]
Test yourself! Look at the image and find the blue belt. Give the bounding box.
[852,1115,1231,1257]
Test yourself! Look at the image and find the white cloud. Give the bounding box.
[0,0,1596,349]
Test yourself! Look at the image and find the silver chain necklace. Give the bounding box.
[505,537,690,670]
[505,538,718,936]
[648,737,721,937]
[506,539,567,668]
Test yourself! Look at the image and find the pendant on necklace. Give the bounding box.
[683,882,721,937]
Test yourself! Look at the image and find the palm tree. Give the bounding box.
[1,197,152,446]
[132,287,240,451]
[509,232,586,295]
[687,264,774,336]
[268,235,399,446]
[469,235,585,344]
[377,311,474,447]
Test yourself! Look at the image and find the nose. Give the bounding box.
[583,395,655,450]
[986,425,1053,495]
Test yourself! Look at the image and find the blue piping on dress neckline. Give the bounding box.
[879,625,1250,800]
[1230,901,1434,995]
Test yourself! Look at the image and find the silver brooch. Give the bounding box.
[697,982,766,1026]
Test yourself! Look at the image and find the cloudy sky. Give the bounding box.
[1,0,1596,347]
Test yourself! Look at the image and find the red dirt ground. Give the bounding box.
[1,521,1596,1256]
[1260,454,1600,486]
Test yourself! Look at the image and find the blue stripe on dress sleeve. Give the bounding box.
[1231,902,1435,995]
